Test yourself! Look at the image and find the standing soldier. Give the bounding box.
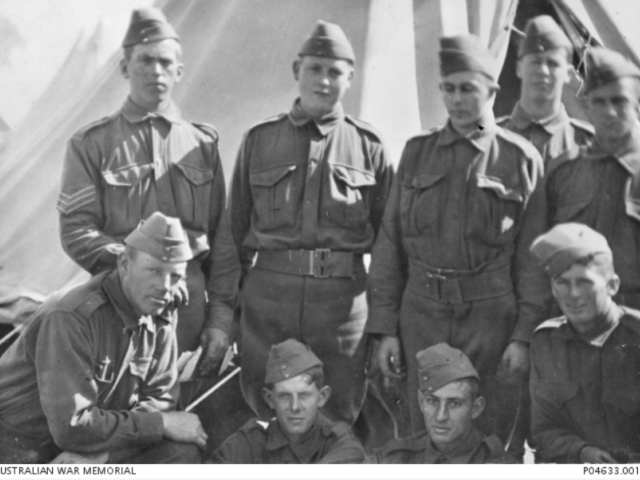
[229,21,394,425]
[366,34,543,458]
[527,47,640,315]
[57,8,239,380]
[498,15,594,164]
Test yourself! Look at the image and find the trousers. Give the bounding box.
[239,266,368,425]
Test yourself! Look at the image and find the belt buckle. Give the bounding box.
[312,249,331,278]
[442,277,463,305]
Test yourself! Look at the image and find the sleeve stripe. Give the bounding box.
[57,187,97,215]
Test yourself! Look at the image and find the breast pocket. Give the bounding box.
[173,161,214,225]
[603,386,640,416]
[323,164,376,228]
[537,381,579,409]
[554,199,592,224]
[102,163,154,233]
[467,175,524,247]
[250,163,299,231]
[400,172,446,236]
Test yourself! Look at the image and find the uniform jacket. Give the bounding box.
[531,305,640,463]
[57,97,239,334]
[212,413,364,464]
[0,271,177,456]
[526,133,640,315]
[366,119,544,343]
[229,99,394,278]
[497,103,594,165]
[367,428,515,464]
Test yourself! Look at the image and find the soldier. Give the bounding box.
[530,223,640,464]
[498,15,594,164]
[368,343,514,464]
[0,213,207,464]
[366,34,544,458]
[212,339,364,463]
[229,21,394,425]
[57,8,239,383]
[526,47,640,318]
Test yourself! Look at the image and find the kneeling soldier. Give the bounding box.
[212,339,364,463]
[530,223,640,464]
[0,212,207,464]
[368,343,515,464]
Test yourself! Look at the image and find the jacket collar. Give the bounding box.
[265,411,333,462]
[437,116,498,152]
[586,131,640,174]
[509,102,570,135]
[424,427,484,464]
[552,303,622,347]
[288,98,344,136]
[121,96,183,125]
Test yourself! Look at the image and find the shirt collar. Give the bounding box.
[288,98,344,136]
[586,130,640,174]
[103,271,169,332]
[424,427,484,464]
[120,96,182,125]
[509,102,569,135]
[265,412,332,461]
[437,117,497,152]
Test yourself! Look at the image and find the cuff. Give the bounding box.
[205,306,233,335]
[364,310,399,337]
[511,315,538,344]
[133,411,164,444]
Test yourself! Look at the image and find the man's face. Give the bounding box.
[294,55,353,119]
[419,380,484,450]
[517,48,571,104]
[121,39,183,111]
[440,71,494,135]
[263,373,331,443]
[119,250,187,316]
[551,261,619,334]
[587,77,640,143]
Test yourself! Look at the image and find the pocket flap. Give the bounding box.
[537,381,579,408]
[174,162,214,186]
[331,164,376,188]
[407,172,447,189]
[556,199,591,220]
[476,175,524,202]
[250,164,297,187]
[102,163,153,187]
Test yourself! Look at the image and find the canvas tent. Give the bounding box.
[0,0,637,323]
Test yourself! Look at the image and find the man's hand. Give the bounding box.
[172,279,190,307]
[161,412,208,450]
[378,335,403,379]
[50,451,109,464]
[580,446,617,464]
[197,328,229,377]
[496,340,530,385]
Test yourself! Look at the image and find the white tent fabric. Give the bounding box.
[0,0,633,323]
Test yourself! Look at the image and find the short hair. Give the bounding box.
[122,39,183,62]
[124,245,139,261]
[265,364,325,391]
[458,377,482,402]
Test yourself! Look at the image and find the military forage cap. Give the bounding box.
[265,339,323,385]
[530,223,611,278]
[518,15,572,58]
[439,34,499,83]
[124,212,192,263]
[299,20,355,63]
[122,8,179,48]
[584,47,640,94]
[417,343,479,393]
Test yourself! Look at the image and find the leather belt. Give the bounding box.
[407,261,513,305]
[255,249,362,278]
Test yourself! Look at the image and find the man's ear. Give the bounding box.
[262,387,275,410]
[317,385,331,408]
[120,58,130,80]
[117,251,129,274]
[607,274,621,297]
[471,395,485,420]
[175,62,184,84]
[516,60,523,80]
[292,59,301,81]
